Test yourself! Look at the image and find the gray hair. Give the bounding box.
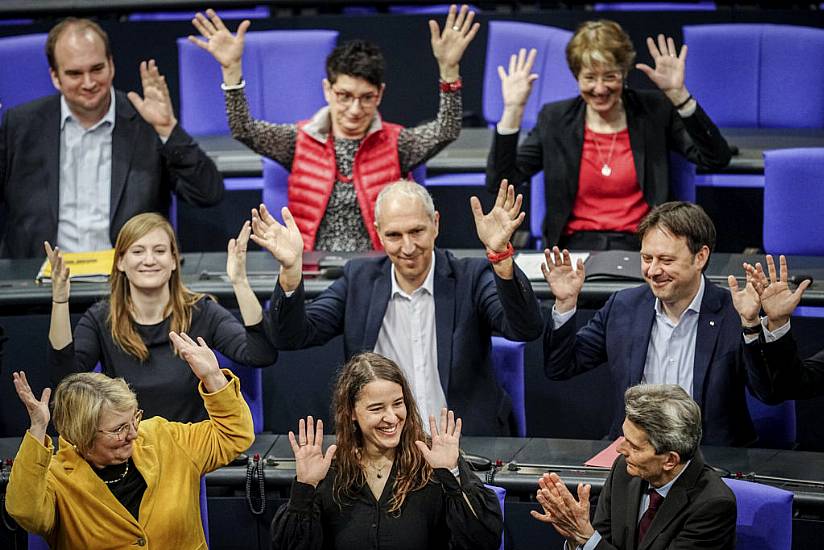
[624,384,702,461]
[374,180,435,225]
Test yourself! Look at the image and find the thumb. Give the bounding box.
[127,91,144,112]
[324,444,338,462]
[414,440,431,460]
[236,19,251,41]
[727,275,739,292]
[469,196,484,222]
[635,63,654,79]
[40,387,52,405]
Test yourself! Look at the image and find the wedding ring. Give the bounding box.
[452,25,460,31]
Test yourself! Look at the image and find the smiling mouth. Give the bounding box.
[377,424,399,436]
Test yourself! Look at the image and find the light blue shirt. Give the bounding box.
[580,460,693,550]
[57,89,115,252]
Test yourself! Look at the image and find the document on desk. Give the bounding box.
[35,249,115,283]
[515,252,589,281]
[584,437,624,468]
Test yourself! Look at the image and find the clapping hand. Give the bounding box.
[635,34,690,106]
[289,416,337,488]
[530,472,594,547]
[226,221,251,286]
[415,408,461,470]
[542,247,585,313]
[471,179,524,254]
[12,371,51,444]
[189,9,250,70]
[127,60,178,139]
[429,4,480,82]
[44,241,70,304]
[498,48,539,111]
[169,332,227,392]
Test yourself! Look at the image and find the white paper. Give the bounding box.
[514,252,590,281]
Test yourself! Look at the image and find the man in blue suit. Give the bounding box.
[543,201,769,446]
[252,179,543,435]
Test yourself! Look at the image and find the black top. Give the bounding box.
[49,298,278,423]
[270,456,503,550]
[94,458,147,521]
[486,88,732,247]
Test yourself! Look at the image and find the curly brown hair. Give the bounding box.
[332,352,432,514]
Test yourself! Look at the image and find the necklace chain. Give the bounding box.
[103,461,129,485]
[592,129,619,177]
[365,459,391,479]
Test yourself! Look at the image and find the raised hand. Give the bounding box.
[758,255,810,330]
[169,332,226,392]
[44,241,70,303]
[542,247,585,313]
[635,34,689,105]
[226,221,251,286]
[498,48,539,111]
[428,4,480,81]
[471,179,525,253]
[530,472,594,547]
[415,408,461,470]
[189,9,250,72]
[727,261,762,325]
[289,416,337,488]
[250,204,305,292]
[127,60,178,138]
[12,371,51,443]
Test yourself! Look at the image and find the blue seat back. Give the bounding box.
[722,478,793,550]
[216,351,266,433]
[484,483,506,550]
[491,336,526,437]
[0,33,53,114]
[745,388,796,449]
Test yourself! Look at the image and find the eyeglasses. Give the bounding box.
[331,87,379,108]
[97,409,143,441]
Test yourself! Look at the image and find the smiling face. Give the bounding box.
[376,193,439,293]
[84,405,139,468]
[640,226,707,313]
[49,26,114,126]
[322,74,384,140]
[116,227,177,293]
[616,419,678,486]
[352,379,407,456]
[577,63,624,118]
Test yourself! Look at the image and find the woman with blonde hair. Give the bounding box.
[7,333,254,548]
[46,212,277,422]
[270,352,502,550]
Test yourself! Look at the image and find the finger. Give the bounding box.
[469,196,484,223]
[429,414,438,437]
[495,179,508,209]
[196,336,209,348]
[306,415,315,446]
[525,47,538,72]
[187,35,211,51]
[766,254,778,284]
[505,183,516,210]
[778,254,789,283]
[443,3,456,30]
[727,274,739,292]
[510,192,524,217]
[298,418,307,445]
[645,36,660,58]
[44,241,55,259]
[316,418,324,446]
[281,207,300,233]
[678,43,688,62]
[258,203,277,225]
[190,16,211,39]
[657,34,668,58]
[530,509,553,524]
[507,211,526,232]
[288,430,300,453]
[666,36,677,58]
[453,4,468,31]
[453,417,462,440]
[206,8,228,32]
[168,331,183,350]
[795,278,812,297]
[508,53,516,76]
[517,48,526,71]
[195,11,218,35]
[324,443,337,462]
[497,65,507,82]
[562,249,572,267]
[444,408,453,435]
[179,331,198,346]
[462,11,477,37]
[577,258,586,278]
[552,246,563,266]
[236,19,251,41]
[428,19,441,43]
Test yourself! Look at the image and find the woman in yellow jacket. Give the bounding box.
[5,332,254,549]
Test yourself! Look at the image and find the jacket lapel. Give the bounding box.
[625,91,646,193]
[433,250,455,395]
[628,290,656,386]
[110,91,138,224]
[693,278,722,409]
[363,259,392,350]
[45,98,61,229]
[624,476,645,550]
[132,438,160,525]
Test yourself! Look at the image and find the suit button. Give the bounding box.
[136,538,146,546]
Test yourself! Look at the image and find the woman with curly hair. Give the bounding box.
[271,352,502,550]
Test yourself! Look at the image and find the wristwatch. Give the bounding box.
[741,323,762,336]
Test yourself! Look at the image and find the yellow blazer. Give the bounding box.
[5,370,254,549]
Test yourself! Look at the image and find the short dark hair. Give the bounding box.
[326,40,384,88]
[637,201,716,270]
[46,17,112,72]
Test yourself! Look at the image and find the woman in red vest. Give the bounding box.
[191,5,479,252]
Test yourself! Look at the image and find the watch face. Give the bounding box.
[742,325,762,335]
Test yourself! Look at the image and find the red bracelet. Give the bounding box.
[486,242,515,263]
[439,77,463,93]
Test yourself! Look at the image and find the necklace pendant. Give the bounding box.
[601,164,612,177]
[376,473,382,478]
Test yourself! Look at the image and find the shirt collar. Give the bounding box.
[60,87,116,131]
[653,275,705,322]
[390,251,436,298]
[652,459,692,498]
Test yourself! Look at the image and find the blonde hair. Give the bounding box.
[52,372,137,456]
[565,19,636,78]
[332,352,432,514]
[109,213,206,361]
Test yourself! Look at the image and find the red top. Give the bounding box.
[565,127,650,235]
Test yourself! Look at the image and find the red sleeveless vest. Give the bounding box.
[289,120,404,251]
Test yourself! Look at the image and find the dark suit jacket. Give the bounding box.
[267,249,544,435]
[486,89,731,247]
[0,91,224,258]
[544,278,769,446]
[744,331,824,401]
[592,452,736,550]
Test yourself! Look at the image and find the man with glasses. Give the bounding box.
[191,5,479,251]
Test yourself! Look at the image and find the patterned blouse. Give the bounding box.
[224,87,462,251]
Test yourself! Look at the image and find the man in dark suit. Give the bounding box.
[543,201,770,446]
[0,17,223,258]
[251,179,543,435]
[532,384,736,550]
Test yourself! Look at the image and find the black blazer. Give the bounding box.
[486,89,731,247]
[266,249,544,436]
[592,452,736,550]
[744,331,824,401]
[0,91,224,258]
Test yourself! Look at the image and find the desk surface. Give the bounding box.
[3,250,824,309]
[197,127,824,178]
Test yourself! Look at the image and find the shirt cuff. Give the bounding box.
[221,79,246,91]
[552,306,576,328]
[496,123,520,135]
[763,317,791,342]
[582,531,601,550]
